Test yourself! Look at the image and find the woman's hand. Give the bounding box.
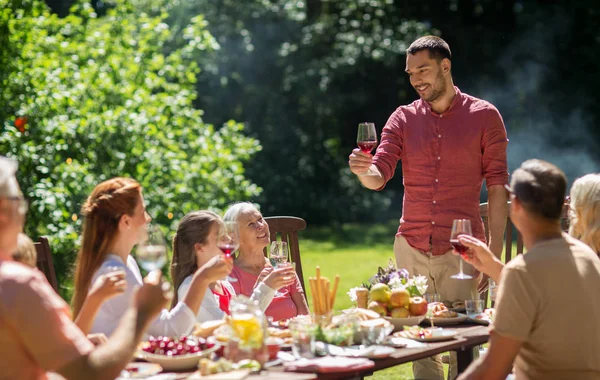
[197,255,234,284]
[262,265,296,291]
[88,270,126,302]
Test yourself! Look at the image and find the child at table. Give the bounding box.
[170,211,295,322]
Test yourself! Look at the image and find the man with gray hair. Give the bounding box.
[457,159,600,379]
[0,156,172,380]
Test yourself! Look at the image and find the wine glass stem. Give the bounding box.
[459,257,465,276]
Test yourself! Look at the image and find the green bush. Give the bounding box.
[0,0,261,299]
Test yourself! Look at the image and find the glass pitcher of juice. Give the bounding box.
[226,295,268,364]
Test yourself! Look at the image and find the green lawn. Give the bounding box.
[298,220,449,380]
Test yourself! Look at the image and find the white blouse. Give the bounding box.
[89,254,196,337]
[177,276,275,323]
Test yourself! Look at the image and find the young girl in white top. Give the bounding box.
[171,211,295,322]
[71,178,231,337]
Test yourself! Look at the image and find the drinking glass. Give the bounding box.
[136,225,167,272]
[450,219,473,279]
[356,122,378,176]
[489,278,498,306]
[217,221,240,283]
[269,241,289,268]
[465,299,485,315]
[289,318,317,359]
[424,293,441,304]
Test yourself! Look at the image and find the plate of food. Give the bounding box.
[395,326,459,342]
[267,326,292,350]
[444,299,466,313]
[315,342,397,359]
[117,362,162,379]
[467,308,495,325]
[136,336,220,371]
[425,302,468,325]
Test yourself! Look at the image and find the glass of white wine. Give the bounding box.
[269,241,289,268]
[136,224,168,272]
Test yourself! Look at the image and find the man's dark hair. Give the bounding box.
[406,36,452,62]
[508,159,567,220]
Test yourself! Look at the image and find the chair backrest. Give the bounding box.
[34,236,59,293]
[264,216,307,293]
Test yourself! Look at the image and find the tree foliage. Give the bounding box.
[0,0,261,298]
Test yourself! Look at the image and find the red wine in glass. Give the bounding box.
[450,219,473,280]
[356,122,378,176]
[219,244,236,258]
[219,221,240,282]
[358,140,377,154]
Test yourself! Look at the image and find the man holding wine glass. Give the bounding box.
[348,35,509,379]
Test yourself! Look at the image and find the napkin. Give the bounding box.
[283,356,374,374]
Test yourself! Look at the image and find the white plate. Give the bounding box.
[118,362,162,378]
[424,313,468,326]
[315,342,397,359]
[384,316,426,331]
[381,337,408,348]
[135,344,219,371]
[398,329,459,342]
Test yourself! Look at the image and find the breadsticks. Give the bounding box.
[308,267,340,316]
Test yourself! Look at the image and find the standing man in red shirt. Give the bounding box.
[349,36,509,379]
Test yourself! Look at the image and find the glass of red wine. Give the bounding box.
[357,122,378,176]
[217,221,240,283]
[450,219,473,280]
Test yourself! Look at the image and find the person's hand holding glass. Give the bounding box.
[349,122,379,177]
[266,241,295,294]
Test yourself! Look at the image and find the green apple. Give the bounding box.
[369,283,392,303]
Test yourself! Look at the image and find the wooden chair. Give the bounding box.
[34,236,59,293]
[479,201,569,304]
[264,216,307,293]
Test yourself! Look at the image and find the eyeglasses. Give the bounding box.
[3,196,29,216]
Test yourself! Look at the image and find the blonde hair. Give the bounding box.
[569,173,600,254]
[13,233,37,268]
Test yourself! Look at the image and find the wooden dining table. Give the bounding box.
[126,324,489,380]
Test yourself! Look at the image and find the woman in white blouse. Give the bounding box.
[171,210,294,322]
[71,178,231,337]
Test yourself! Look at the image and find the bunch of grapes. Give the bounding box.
[141,336,209,356]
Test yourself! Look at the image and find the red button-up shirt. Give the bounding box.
[373,87,509,255]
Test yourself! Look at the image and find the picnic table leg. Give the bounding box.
[456,347,475,374]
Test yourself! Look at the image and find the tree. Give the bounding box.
[156,0,433,223]
[0,0,260,299]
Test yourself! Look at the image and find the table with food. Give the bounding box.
[116,263,492,379]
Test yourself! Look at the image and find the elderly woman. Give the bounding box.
[568,173,600,255]
[224,202,309,321]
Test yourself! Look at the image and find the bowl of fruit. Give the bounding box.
[137,335,220,371]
